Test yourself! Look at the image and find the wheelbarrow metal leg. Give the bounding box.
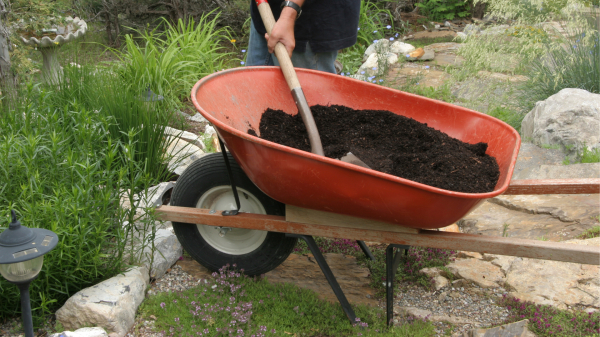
[386,244,410,326]
[218,137,240,215]
[286,234,357,324]
[356,240,376,261]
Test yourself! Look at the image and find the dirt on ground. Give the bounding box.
[248,105,499,193]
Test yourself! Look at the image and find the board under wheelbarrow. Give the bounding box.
[156,67,600,324]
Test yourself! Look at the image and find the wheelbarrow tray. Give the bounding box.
[191,67,521,229]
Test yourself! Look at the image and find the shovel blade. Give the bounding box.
[340,152,370,169]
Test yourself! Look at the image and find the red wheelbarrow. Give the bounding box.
[156,67,599,324]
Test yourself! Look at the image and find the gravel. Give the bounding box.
[393,281,511,336]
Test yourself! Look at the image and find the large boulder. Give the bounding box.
[55,266,149,337]
[521,88,600,160]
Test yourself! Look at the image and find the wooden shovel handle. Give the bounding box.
[256,0,301,90]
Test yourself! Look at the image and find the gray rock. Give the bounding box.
[396,306,475,324]
[137,181,175,209]
[521,88,600,160]
[188,112,208,124]
[486,238,600,310]
[459,193,599,241]
[164,126,206,150]
[465,319,535,337]
[446,259,505,288]
[49,327,108,337]
[420,267,441,277]
[363,39,391,61]
[139,228,183,279]
[433,275,449,290]
[165,136,206,176]
[55,266,149,337]
[390,41,415,54]
[511,142,569,180]
[463,24,482,35]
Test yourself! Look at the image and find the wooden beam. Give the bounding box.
[285,205,419,234]
[156,205,600,266]
[505,178,600,195]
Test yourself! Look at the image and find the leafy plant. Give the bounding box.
[498,295,600,336]
[487,106,525,131]
[110,12,234,112]
[519,27,599,111]
[577,226,600,239]
[415,0,471,21]
[0,66,181,320]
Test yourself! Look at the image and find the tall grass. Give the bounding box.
[519,26,599,109]
[0,66,180,320]
[111,12,234,111]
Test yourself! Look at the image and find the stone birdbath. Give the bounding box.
[19,17,87,84]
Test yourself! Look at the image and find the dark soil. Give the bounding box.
[248,105,500,193]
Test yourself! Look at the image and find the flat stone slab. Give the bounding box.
[466,319,535,337]
[486,237,600,310]
[459,193,599,241]
[512,142,570,180]
[177,253,378,307]
[446,259,505,288]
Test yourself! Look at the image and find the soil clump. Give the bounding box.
[248,105,499,193]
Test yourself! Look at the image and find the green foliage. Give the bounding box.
[365,246,456,293]
[520,27,599,110]
[580,147,600,163]
[498,295,600,336]
[416,0,471,21]
[577,226,600,239]
[487,106,525,131]
[0,67,179,320]
[474,0,571,24]
[403,83,454,103]
[110,12,234,112]
[338,0,396,76]
[138,265,436,336]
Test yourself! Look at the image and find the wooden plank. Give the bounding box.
[156,205,600,266]
[285,205,419,234]
[505,178,600,195]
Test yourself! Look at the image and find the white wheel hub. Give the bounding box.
[196,186,268,255]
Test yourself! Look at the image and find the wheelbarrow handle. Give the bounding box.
[255,0,301,90]
[255,0,325,156]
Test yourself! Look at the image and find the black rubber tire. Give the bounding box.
[171,152,297,276]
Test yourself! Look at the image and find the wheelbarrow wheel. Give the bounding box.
[171,152,297,276]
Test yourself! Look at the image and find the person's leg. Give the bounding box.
[273,42,338,73]
[246,19,274,66]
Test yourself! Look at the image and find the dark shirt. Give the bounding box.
[250,0,361,53]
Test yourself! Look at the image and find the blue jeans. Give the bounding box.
[246,19,338,74]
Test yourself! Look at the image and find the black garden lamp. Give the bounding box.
[0,210,58,337]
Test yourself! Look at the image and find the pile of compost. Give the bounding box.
[247,105,500,193]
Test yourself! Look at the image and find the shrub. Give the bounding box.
[0,66,178,320]
[111,12,234,111]
[415,0,471,21]
[520,27,599,109]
